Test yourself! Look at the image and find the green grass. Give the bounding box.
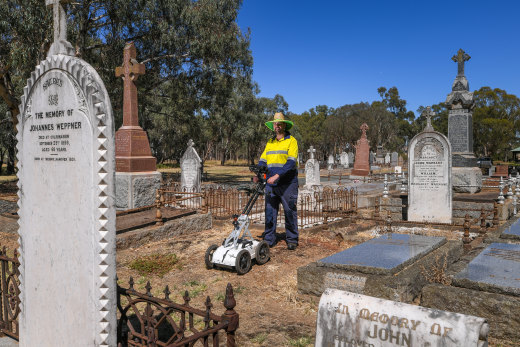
[251,332,268,344]
[287,336,313,347]
[181,280,208,298]
[128,253,178,277]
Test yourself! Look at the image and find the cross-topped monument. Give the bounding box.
[352,123,370,176]
[115,42,146,128]
[114,43,161,209]
[423,106,435,131]
[46,0,74,57]
[451,48,471,77]
[360,123,369,138]
[307,145,316,160]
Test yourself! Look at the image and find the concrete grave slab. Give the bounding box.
[501,218,520,240]
[317,233,446,275]
[453,242,520,296]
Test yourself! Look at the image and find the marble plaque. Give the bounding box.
[317,233,446,275]
[180,140,202,192]
[17,55,117,346]
[453,243,520,295]
[408,131,452,223]
[324,272,366,293]
[448,109,473,154]
[316,289,488,347]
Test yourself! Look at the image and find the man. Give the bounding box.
[256,112,299,250]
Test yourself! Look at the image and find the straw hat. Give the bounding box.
[265,112,293,131]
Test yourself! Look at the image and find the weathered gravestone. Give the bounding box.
[328,154,335,170]
[180,139,202,192]
[348,152,354,166]
[115,42,161,209]
[446,49,482,193]
[351,124,370,176]
[339,151,349,169]
[315,289,489,347]
[384,152,391,165]
[17,1,116,345]
[453,243,520,295]
[391,152,398,167]
[408,107,452,223]
[305,146,321,190]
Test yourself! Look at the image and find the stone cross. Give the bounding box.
[46,0,74,56]
[423,106,435,131]
[360,123,369,138]
[451,48,471,76]
[307,145,316,160]
[115,42,145,128]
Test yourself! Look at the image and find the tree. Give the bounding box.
[0,0,253,167]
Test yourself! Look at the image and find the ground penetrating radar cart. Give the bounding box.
[205,165,270,275]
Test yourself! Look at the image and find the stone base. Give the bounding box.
[421,283,520,341]
[116,171,162,210]
[351,169,369,176]
[453,153,478,167]
[297,240,462,301]
[452,167,482,193]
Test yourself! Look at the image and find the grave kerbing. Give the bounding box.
[17,1,116,345]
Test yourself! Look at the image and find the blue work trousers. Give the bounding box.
[263,182,299,246]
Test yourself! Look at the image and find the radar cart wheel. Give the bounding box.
[205,244,218,269]
[255,241,270,265]
[235,250,252,275]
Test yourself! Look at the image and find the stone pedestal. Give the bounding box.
[116,171,161,210]
[452,167,482,193]
[115,127,157,172]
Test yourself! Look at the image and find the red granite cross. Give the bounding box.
[115,42,145,127]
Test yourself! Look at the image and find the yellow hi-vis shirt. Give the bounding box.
[259,134,299,185]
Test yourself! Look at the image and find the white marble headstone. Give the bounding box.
[328,154,334,170]
[180,139,202,192]
[305,158,321,189]
[385,153,391,164]
[340,152,349,168]
[17,55,116,346]
[408,129,452,223]
[316,289,488,347]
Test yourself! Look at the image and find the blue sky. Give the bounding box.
[237,1,520,117]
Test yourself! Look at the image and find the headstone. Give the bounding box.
[339,151,349,168]
[391,152,398,166]
[348,152,354,165]
[394,166,402,174]
[453,243,520,296]
[398,155,404,166]
[305,146,321,189]
[327,154,335,170]
[352,123,370,176]
[446,49,482,193]
[370,152,376,165]
[408,107,452,223]
[17,1,117,345]
[384,152,391,165]
[115,42,161,210]
[180,139,202,192]
[298,152,303,166]
[316,289,489,347]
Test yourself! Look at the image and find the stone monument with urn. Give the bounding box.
[351,123,370,176]
[446,49,482,193]
[114,42,161,209]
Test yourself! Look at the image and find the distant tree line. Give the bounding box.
[1,1,519,175]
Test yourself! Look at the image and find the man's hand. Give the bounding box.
[267,174,280,185]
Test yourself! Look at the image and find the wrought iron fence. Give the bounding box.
[0,247,20,340]
[157,184,358,229]
[117,279,239,347]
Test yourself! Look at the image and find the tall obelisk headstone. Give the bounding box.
[351,123,370,176]
[408,107,452,223]
[446,49,482,193]
[115,42,161,209]
[17,1,117,346]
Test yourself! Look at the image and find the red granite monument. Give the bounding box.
[115,42,161,209]
[115,42,156,172]
[351,123,370,176]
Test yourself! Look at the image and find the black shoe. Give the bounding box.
[287,243,297,251]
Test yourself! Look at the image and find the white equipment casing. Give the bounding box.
[212,239,261,267]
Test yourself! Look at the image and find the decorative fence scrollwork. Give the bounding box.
[0,247,20,340]
[117,278,239,347]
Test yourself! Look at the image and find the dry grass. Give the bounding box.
[420,253,451,285]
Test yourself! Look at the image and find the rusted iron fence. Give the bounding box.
[158,184,358,229]
[0,247,20,341]
[117,278,239,347]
